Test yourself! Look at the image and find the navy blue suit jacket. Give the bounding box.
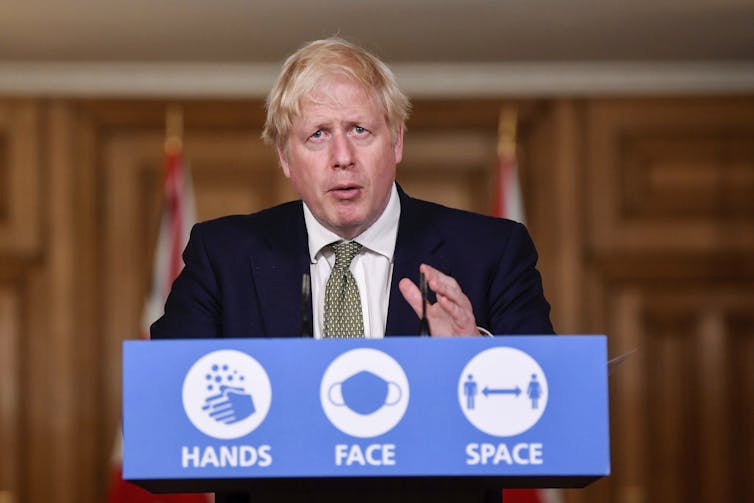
[152,188,553,339]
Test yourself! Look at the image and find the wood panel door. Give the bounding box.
[0,100,43,503]
[577,98,754,503]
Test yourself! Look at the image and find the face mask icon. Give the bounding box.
[328,370,402,415]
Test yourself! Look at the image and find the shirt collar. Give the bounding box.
[303,183,401,262]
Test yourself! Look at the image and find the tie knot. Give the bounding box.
[331,241,361,271]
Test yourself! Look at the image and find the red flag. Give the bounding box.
[493,109,561,503]
[141,145,197,332]
[104,115,210,503]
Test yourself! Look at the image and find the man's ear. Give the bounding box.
[277,145,291,178]
[393,125,405,164]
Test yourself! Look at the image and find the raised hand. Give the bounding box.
[398,263,480,337]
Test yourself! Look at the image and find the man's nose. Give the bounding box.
[330,132,355,168]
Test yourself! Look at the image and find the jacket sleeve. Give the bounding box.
[150,223,222,339]
[486,222,555,335]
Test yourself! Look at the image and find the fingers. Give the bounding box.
[398,278,423,318]
[400,266,479,336]
[419,264,477,336]
[420,264,473,313]
[436,293,476,332]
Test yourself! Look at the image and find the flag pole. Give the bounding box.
[165,104,183,156]
[493,105,524,222]
[497,105,517,165]
[160,104,188,295]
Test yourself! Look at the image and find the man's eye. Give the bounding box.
[310,130,324,139]
[354,126,367,134]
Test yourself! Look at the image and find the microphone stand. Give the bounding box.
[418,272,431,336]
[300,273,312,337]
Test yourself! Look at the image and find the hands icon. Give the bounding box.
[202,385,256,424]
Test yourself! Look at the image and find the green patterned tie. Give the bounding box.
[323,241,364,338]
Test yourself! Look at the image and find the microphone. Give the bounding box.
[300,273,312,337]
[418,272,431,336]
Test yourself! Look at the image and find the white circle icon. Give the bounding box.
[182,350,272,439]
[320,348,409,438]
[458,347,548,437]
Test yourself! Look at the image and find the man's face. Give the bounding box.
[278,75,403,239]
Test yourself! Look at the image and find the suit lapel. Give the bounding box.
[248,190,447,338]
[386,190,449,336]
[250,203,311,338]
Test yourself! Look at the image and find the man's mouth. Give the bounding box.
[329,184,361,200]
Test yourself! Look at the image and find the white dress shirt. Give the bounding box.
[303,183,400,339]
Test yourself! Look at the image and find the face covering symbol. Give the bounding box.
[328,370,402,415]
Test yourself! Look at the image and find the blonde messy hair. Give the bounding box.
[262,37,411,148]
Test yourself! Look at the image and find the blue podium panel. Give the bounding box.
[123,336,609,491]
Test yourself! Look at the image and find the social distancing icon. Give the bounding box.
[458,347,548,437]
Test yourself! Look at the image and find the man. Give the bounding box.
[152,37,553,502]
[152,37,552,342]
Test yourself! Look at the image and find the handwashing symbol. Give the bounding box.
[182,349,272,440]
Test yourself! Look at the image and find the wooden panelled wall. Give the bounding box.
[0,97,752,503]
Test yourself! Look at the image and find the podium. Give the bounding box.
[123,336,610,499]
